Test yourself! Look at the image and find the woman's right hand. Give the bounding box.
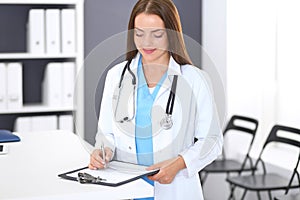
[88,147,113,170]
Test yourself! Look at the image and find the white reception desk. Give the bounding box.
[0,131,153,200]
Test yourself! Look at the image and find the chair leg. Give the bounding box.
[227,184,236,200]
[267,190,272,200]
[241,189,247,200]
[256,191,261,200]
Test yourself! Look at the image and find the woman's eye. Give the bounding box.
[153,32,164,38]
[135,32,144,37]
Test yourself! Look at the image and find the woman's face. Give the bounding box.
[134,13,169,64]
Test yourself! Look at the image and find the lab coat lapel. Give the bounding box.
[155,56,182,101]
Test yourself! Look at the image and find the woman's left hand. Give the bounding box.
[147,156,186,184]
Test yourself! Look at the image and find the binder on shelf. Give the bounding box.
[14,117,32,132]
[61,9,76,53]
[43,62,62,106]
[31,115,58,131]
[7,63,23,110]
[62,62,75,107]
[14,115,58,132]
[46,9,61,54]
[0,63,7,110]
[59,115,74,132]
[27,9,45,53]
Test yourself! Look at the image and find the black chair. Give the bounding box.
[200,115,259,184]
[273,159,300,200]
[226,125,300,200]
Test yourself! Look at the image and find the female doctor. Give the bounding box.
[89,0,223,199]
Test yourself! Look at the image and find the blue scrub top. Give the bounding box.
[135,57,167,200]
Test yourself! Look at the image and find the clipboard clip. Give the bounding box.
[77,172,107,184]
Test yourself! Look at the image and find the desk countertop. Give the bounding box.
[0,131,153,200]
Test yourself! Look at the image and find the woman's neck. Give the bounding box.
[142,55,170,87]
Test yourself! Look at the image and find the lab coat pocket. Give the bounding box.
[114,133,137,164]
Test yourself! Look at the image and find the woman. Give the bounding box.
[89,0,223,199]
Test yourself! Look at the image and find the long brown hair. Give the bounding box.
[126,0,193,65]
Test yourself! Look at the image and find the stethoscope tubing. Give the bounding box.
[115,59,178,129]
[166,75,178,116]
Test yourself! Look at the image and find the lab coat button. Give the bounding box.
[129,146,132,150]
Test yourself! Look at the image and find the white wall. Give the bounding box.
[227,0,300,166]
[276,0,300,129]
[202,0,227,129]
[227,0,277,157]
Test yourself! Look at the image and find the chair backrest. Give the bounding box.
[255,125,300,174]
[224,115,259,136]
[223,115,259,158]
[263,125,300,149]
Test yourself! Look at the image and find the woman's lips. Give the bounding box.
[143,48,156,54]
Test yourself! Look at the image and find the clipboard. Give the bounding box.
[58,161,159,187]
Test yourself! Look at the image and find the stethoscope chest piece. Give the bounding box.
[160,114,173,130]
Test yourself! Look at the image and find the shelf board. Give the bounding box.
[0,53,77,60]
[0,104,74,114]
[0,0,80,5]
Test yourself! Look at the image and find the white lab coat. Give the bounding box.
[95,53,223,200]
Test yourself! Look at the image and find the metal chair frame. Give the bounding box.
[226,125,300,200]
[200,115,259,184]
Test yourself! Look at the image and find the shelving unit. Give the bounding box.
[0,0,84,135]
[0,104,74,114]
[0,53,77,59]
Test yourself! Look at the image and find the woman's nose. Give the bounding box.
[142,33,153,47]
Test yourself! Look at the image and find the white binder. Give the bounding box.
[27,9,45,53]
[43,63,62,106]
[7,63,23,110]
[61,9,76,53]
[58,115,74,132]
[0,63,7,110]
[62,62,75,107]
[31,115,58,131]
[14,117,32,132]
[46,9,61,54]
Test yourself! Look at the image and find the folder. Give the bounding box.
[45,9,61,54]
[0,130,20,143]
[58,160,159,187]
[43,62,62,106]
[7,63,23,110]
[27,9,45,53]
[58,115,73,132]
[61,9,76,53]
[62,62,75,107]
[31,115,58,131]
[0,63,7,110]
[14,117,32,132]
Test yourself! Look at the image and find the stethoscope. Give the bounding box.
[114,59,178,130]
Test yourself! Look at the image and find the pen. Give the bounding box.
[101,142,106,168]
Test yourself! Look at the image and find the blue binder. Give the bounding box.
[0,130,20,143]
